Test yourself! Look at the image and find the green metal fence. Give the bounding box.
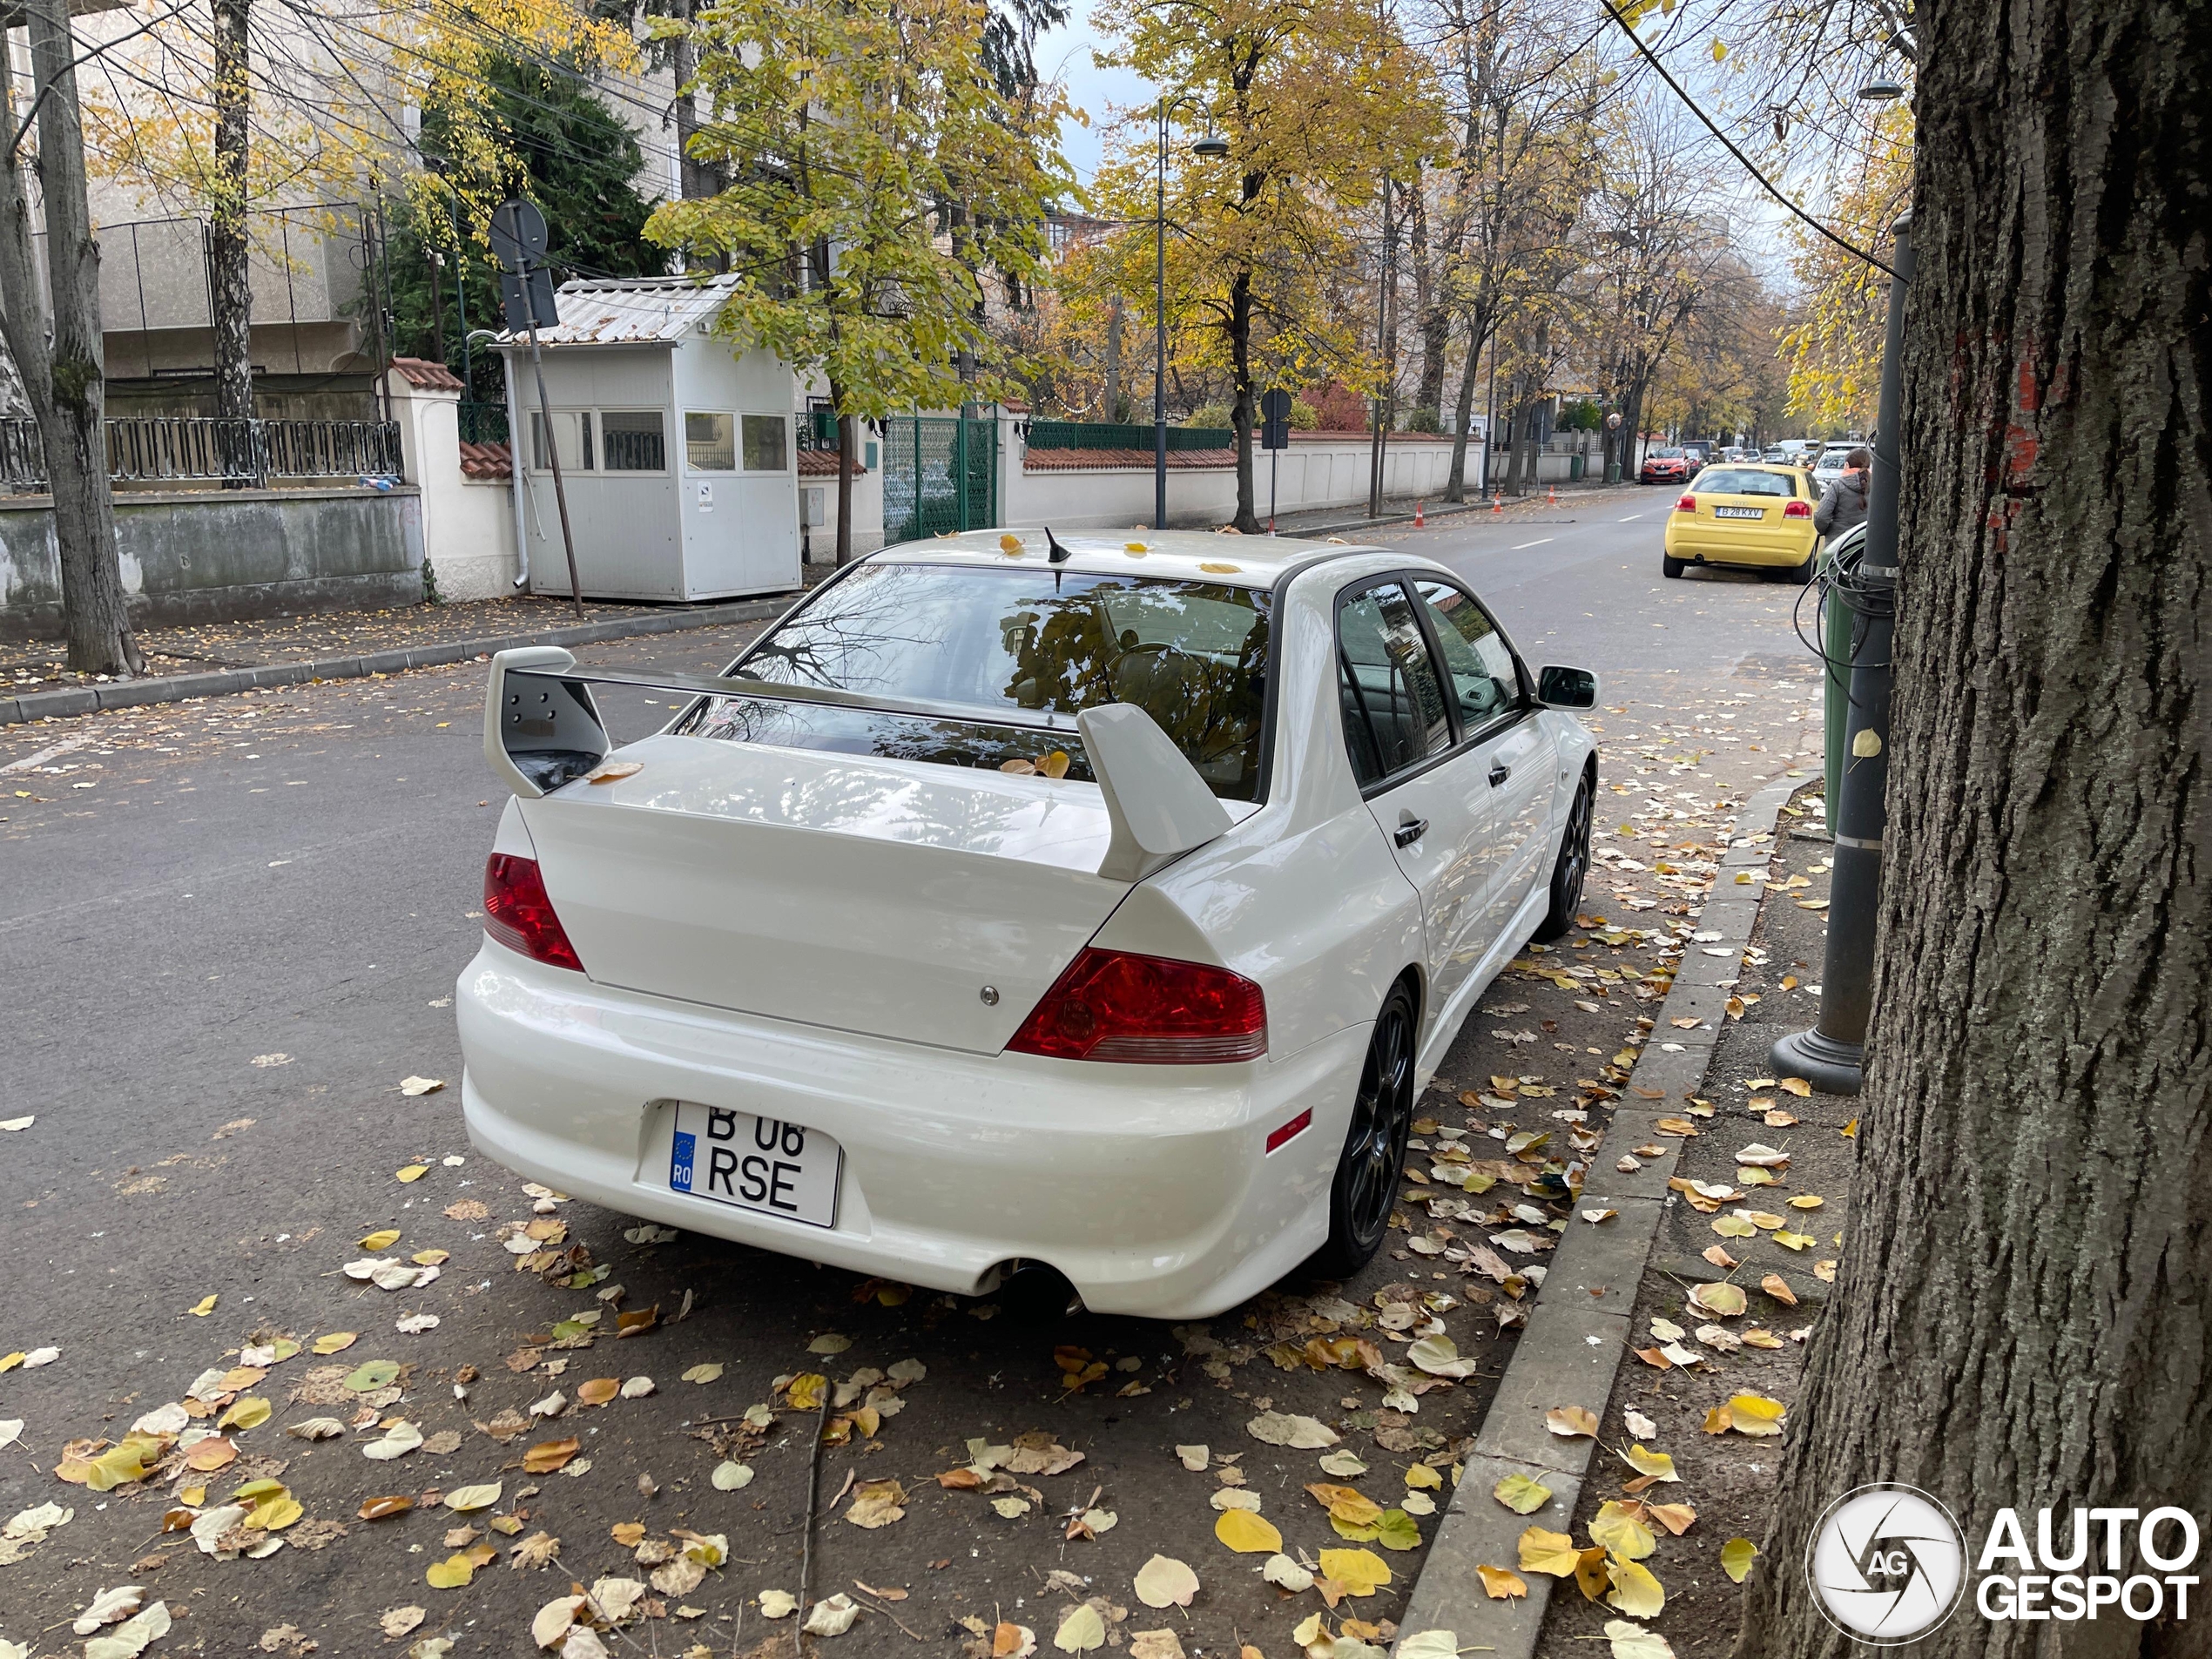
[1025,420,1234,452]
[882,415,998,543]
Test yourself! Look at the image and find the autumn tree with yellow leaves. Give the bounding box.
[1084,0,1439,531]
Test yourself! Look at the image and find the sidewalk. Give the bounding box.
[1,589,812,726]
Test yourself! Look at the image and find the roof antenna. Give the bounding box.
[1045,527,1074,565]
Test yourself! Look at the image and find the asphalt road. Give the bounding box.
[0,490,1824,1656]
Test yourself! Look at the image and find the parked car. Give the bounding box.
[459,531,1601,1319]
[1640,446,1698,484]
[1810,446,1857,492]
[1662,463,1820,583]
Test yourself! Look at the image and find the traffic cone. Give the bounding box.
[1491,492,1503,515]
[1548,483,1558,506]
[1413,500,1425,528]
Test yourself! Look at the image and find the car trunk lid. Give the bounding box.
[516,732,1132,1053]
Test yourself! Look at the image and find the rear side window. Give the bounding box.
[1697,469,1791,496]
[1337,582,1451,786]
[690,563,1272,801]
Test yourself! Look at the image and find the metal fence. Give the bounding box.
[2,416,403,493]
[881,415,997,543]
[459,401,510,446]
[1024,420,1234,452]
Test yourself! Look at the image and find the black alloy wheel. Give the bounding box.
[1532,772,1595,942]
[1307,981,1418,1279]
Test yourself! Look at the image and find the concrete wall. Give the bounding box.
[0,485,423,637]
[1001,427,1477,532]
[386,370,519,602]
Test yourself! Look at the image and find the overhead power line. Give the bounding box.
[1596,0,1897,279]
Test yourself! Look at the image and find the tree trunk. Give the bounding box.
[210,0,253,440]
[1445,314,1487,502]
[1228,270,1259,533]
[1409,178,1449,424]
[1103,293,1123,423]
[834,406,855,565]
[1734,1,2210,1655]
[1,0,142,676]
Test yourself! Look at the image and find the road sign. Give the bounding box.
[499,266,559,331]
[1259,388,1291,451]
[488,199,549,274]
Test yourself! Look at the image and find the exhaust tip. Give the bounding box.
[994,1260,1082,1325]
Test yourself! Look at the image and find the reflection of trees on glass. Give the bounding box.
[685,563,1273,800]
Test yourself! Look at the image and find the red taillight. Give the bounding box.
[1007,948,1266,1064]
[482,853,583,972]
[1784,500,1811,518]
[1676,495,1696,512]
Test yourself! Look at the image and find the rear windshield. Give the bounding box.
[1696,469,1794,496]
[685,563,1273,801]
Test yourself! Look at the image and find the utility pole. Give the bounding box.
[1770,214,1913,1096]
[1366,178,1397,517]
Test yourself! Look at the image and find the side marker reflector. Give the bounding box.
[1265,1109,1312,1154]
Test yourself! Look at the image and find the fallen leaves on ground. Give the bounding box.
[1133,1555,1199,1608]
[1477,1564,1527,1601]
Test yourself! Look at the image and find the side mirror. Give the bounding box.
[1537,665,1598,711]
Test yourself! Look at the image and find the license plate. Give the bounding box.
[669,1103,842,1229]
[1713,506,1764,519]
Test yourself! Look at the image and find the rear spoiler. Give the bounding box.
[482,648,1231,881]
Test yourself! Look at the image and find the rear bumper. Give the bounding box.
[455,940,1365,1319]
[1661,523,1816,567]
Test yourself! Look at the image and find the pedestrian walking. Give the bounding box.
[1814,447,1872,536]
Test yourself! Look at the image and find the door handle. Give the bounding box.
[1394,815,1427,847]
[1488,762,1511,787]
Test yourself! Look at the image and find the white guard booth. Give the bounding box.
[501,275,800,601]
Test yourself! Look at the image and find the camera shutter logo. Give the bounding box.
[1806,1485,1967,1643]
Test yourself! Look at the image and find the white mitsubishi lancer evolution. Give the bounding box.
[457,529,1598,1319]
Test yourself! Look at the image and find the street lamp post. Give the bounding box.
[1155,97,1227,531]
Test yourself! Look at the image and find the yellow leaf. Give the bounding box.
[1607,1556,1666,1619]
[1777,1077,1812,1097]
[1774,1230,1816,1251]
[1711,1213,1757,1238]
[395,1165,429,1183]
[1493,1472,1553,1514]
[1710,35,1729,60]
[1404,1463,1443,1491]
[1517,1526,1581,1577]
[1721,1537,1760,1582]
[1214,1508,1282,1554]
[360,1229,401,1251]
[188,1294,219,1317]
[1787,1195,1824,1210]
[425,1551,475,1588]
[786,1372,829,1411]
[1644,1501,1696,1535]
[1574,1547,1610,1603]
[1726,1394,1786,1436]
[1703,1406,1734,1435]
[1477,1564,1527,1601]
[1622,1445,1677,1483]
[1317,1548,1391,1596]
[1688,1281,1746,1317]
[248,1495,303,1531]
[1588,1501,1656,1561]
[219,1396,272,1431]
[311,1332,357,1355]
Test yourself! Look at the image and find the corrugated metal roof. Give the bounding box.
[498,275,741,347]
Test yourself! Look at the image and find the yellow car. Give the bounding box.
[1661,463,1820,582]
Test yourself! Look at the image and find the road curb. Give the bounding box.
[1398,767,1811,1650]
[0,594,800,727]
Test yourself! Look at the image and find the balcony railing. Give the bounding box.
[1,416,404,494]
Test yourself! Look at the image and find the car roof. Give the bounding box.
[866,529,1386,590]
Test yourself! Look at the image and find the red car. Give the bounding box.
[1640,447,1699,485]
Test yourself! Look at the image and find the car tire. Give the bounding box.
[1662,555,1686,578]
[1531,772,1594,943]
[1305,981,1418,1281]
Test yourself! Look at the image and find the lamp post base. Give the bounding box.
[1769,1025,1865,1097]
